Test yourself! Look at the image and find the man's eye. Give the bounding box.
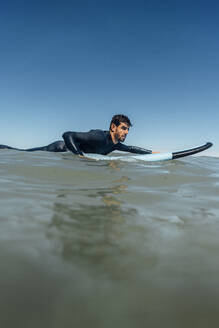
[121,127,129,131]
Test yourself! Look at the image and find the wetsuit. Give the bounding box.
[0,129,152,155]
[0,140,67,152]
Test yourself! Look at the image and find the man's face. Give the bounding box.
[111,122,130,143]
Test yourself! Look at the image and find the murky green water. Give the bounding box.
[0,150,219,328]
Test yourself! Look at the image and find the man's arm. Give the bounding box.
[115,143,152,154]
[62,131,84,155]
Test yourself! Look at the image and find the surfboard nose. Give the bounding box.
[172,142,213,159]
[206,142,213,148]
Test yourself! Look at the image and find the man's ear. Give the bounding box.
[111,123,116,132]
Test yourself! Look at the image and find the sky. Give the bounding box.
[0,0,218,155]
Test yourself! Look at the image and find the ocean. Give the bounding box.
[0,150,219,328]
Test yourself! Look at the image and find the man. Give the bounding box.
[0,114,152,155]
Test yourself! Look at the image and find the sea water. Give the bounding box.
[0,150,219,328]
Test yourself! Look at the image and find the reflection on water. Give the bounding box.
[48,202,136,270]
[47,177,155,279]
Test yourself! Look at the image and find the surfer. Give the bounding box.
[0,114,152,155]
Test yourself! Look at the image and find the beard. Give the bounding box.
[118,134,126,143]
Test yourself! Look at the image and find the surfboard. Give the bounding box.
[83,142,213,162]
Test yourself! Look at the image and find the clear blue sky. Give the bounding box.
[0,0,218,155]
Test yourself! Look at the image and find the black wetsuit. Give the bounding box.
[0,129,152,155]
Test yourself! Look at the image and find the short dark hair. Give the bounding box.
[110,114,132,130]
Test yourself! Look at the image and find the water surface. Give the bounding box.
[0,150,219,328]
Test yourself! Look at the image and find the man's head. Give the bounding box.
[109,114,132,143]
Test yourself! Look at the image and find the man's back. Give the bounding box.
[62,129,115,155]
